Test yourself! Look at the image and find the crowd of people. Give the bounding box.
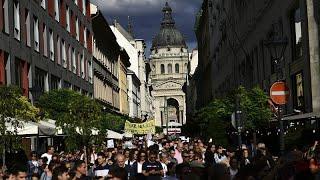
[1,137,320,180]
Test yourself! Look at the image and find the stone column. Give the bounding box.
[307,0,320,112]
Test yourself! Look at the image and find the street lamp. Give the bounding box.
[264,33,288,155]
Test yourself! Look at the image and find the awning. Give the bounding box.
[281,112,320,121]
[107,130,123,139]
[6,120,56,136]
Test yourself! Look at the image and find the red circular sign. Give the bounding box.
[270,82,290,105]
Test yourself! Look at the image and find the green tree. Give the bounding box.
[195,98,233,146]
[38,89,104,150]
[0,85,39,166]
[58,95,103,150]
[38,89,81,120]
[193,86,271,146]
[100,113,126,133]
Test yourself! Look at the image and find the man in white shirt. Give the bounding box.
[41,146,55,164]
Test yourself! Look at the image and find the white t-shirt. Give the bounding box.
[137,162,143,173]
[161,162,168,177]
[41,153,52,164]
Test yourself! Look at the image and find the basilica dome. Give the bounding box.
[151,2,187,49]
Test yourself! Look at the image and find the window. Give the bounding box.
[68,46,71,71]
[13,1,20,40]
[76,17,79,41]
[293,72,304,110]
[34,67,47,100]
[88,60,92,83]
[293,7,303,59]
[168,64,172,74]
[14,59,22,88]
[72,48,76,73]
[66,7,70,32]
[84,27,87,48]
[49,29,54,61]
[175,63,179,73]
[50,75,60,90]
[161,64,165,74]
[54,0,59,22]
[3,0,9,34]
[57,36,61,64]
[43,24,47,56]
[82,0,86,15]
[81,53,84,78]
[25,10,31,47]
[62,40,67,68]
[63,81,71,89]
[41,0,46,9]
[33,17,39,52]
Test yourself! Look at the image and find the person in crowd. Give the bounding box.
[125,149,136,167]
[190,153,206,180]
[40,162,54,180]
[52,165,69,180]
[159,153,169,178]
[204,144,215,167]
[123,149,131,166]
[175,151,192,179]
[28,152,40,179]
[108,167,128,180]
[207,163,230,180]
[240,148,252,168]
[109,154,130,179]
[188,150,195,162]
[168,149,178,165]
[214,145,227,164]
[41,146,55,165]
[7,163,28,180]
[173,143,183,164]
[94,152,110,179]
[130,150,147,180]
[229,157,239,180]
[72,160,89,180]
[142,151,163,180]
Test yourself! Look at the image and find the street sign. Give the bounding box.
[270,81,290,105]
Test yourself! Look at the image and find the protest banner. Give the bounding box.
[125,120,156,135]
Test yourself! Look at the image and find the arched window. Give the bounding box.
[161,64,165,74]
[175,63,179,73]
[168,64,172,73]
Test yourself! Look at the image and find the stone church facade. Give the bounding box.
[149,2,188,127]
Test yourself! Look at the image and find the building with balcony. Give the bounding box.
[0,0,94,102]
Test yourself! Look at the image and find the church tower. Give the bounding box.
[149,2,188,127]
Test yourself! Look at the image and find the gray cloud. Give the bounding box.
[91,0,202,52]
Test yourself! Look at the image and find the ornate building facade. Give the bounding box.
[149,2,188,126]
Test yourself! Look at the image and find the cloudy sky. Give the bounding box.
[91,0,202,54]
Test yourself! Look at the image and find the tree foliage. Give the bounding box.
[193,86,271,146]
[38,89,126,150]
[0,85,39,151]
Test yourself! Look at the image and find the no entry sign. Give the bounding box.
[270,81,290,105]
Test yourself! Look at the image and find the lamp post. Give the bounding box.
[264,34,288,155]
